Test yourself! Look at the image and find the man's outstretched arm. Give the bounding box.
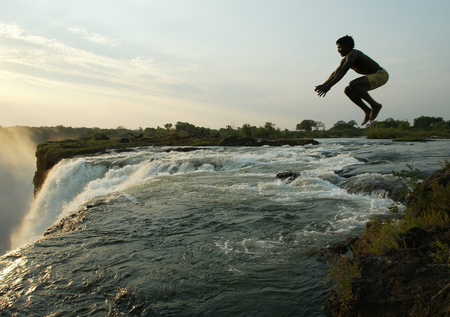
[315,52,356,97]
[315,62,343,96]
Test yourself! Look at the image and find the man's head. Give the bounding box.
[336,35,354,57]
[336,35,355,49]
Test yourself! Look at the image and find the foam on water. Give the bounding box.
[12,145,387,251]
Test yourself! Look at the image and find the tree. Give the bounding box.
[241,123,252,137]
[164,123,173,131]
[331,120,349,130]
[433,121,448,131]
[264,122,275,130]
[316,121,326,130]
[398,121,411,131]
[413,116,443,130]
[296,119,317,132]
[175,121,197,134]
[348,120,358,127]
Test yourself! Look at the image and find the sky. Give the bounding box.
[0,0,449,130]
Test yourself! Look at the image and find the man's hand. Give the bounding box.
[315,84,330,97]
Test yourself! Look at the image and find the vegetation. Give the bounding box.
[352,161,450,256]
[2,115,449,143]
[328,161,450,301]
[365,116,450,140]
[328,258,360,303]
[428,239,450,271]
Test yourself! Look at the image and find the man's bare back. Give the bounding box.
[347,49,381,75]
[315,36,389,125]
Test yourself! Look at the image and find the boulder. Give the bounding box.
[276,171,300,183]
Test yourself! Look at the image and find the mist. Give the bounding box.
[0,126,90,255]
[0,127,36,255]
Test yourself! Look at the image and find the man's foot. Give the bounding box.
[369,104,382,121]
[361,111,371,125]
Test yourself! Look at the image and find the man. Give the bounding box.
[315,35,389,125]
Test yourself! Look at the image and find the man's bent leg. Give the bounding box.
[344,86,371,125]
[348,77,382,121]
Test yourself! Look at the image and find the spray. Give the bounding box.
[0,127,36,255]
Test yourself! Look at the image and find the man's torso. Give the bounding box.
[346,49,381,75]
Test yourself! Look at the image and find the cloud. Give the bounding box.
[0,22,207,94]
[66,25,119,47]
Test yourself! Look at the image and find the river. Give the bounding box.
[1,138,449,316]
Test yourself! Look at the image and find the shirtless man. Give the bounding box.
[315,35,389,125]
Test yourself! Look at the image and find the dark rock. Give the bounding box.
[400,227,433,249]
[316,237,359,262]
[340,173,402,199]
[219,136,257,146]
[324,226,450,317]
[335,161,439,179]
[120,138,130,143]
[325,240,450,316]
[276,171,300,182]
[162,147,208,153]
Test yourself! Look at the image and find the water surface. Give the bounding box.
[2,139,449,316]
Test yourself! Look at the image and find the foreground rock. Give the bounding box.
[321,166,450,316]
[322,225,450,317]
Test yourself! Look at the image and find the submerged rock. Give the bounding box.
[276,171,300,183]
[340,173,403,200]
[316,237,359,262]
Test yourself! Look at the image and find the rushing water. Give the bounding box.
[1,139,449,316]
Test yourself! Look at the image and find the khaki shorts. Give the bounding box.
[366,68,389,90]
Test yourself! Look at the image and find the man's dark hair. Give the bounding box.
[336,35,355,49]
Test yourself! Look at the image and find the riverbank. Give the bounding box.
[320,163,450,316]
[32,134,318,194]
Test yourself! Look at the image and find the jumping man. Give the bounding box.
[315,35,389,125]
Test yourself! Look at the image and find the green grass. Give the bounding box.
[354,209,450,256]
[328,258,360,303]
[428,239,450,271]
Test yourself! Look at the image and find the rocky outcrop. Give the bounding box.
[322,225,450,317]
[321,166,450,317]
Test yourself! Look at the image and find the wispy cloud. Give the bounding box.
[66,25,119,47]
[0,22,206,94]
